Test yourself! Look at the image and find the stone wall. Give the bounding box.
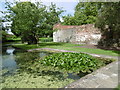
[53,28,76,42]
[53,24,101,45]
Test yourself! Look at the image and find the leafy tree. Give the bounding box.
[2,31,8,42]
[95,2,120,47]
[62,14,77,25]
[13,2,46,44]
[5,2,63,43]
[5,2,46,44]
[37,3,64,37]
[62,2,102,25]
[0,17,7,42]
[74,2,102,25]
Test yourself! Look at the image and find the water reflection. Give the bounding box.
[67,73,80,80]
[2,47,17,75]
[2,46,52,76]
[2,55,17,75]
[39,52,51,58]
[6,47,15,55]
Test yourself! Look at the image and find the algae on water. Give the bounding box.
[2,72,74,88]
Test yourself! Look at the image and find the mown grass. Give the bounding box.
[39,37,53,42]
[7,37,21,41]
[47,46,119,56]
[114,85,120,90]
[6,37,52,43]
[12,42,119,56]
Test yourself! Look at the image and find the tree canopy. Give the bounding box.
[4,1,63,44]
[95,2,120,47]
[62,2,102,25]
[6,2,46,44]
[37,3,63,37]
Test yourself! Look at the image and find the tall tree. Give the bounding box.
[5,1,63,42]
[62,14,77,25]
[95,2,120,47]
[62,2,102,25]
[5,1,46,44]
[37,3,64,37]
[75,2,102,24]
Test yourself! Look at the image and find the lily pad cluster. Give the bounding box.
[41,52,105,73]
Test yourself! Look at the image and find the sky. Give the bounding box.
[0,0,79,18]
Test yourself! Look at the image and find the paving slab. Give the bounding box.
[65,61,119,88]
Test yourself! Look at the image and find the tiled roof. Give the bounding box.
[53,23,101,33]
[53,24,78,30]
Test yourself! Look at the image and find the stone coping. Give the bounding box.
[28,48,118,60]
[64,61,119,88]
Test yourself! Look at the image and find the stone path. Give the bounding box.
[28,48,119,88]
[65,61,119,88]
[28,48,118,60]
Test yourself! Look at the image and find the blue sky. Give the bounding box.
[0,0,79,18]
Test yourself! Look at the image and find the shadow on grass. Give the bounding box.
[96,45,120,56]
[2,40,21,46]
[7,39,21,42]
[10,42,66,50]
[112,50,120,56]
[96,45,120,51]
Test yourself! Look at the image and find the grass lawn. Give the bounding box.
[7,37,21,41]
[39,37,53,42]
[12,42,119,56]
[115,85,120,90]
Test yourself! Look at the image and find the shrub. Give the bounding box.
[2,31,8,42]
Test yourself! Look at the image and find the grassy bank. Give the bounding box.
[12,42,119,56]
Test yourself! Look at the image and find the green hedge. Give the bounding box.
[39,38,53,42]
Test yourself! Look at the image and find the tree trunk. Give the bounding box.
[27,35,38,44]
